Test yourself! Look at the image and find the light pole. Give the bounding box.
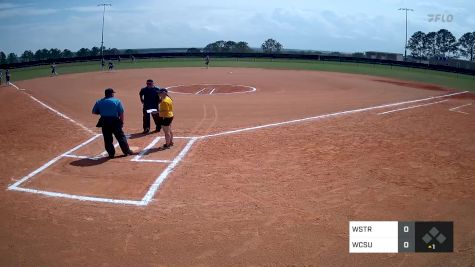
[398,8,414,61]
[98,3,111,65]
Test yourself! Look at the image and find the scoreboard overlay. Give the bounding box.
[349,221,453,253]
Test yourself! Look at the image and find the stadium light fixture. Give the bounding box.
[98,3,112,63]
[398,8,414,61]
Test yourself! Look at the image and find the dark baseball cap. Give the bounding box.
[104,88,116,96]
[158,88,168,93]
[146,79,154,83]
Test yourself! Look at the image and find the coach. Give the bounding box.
[139,79,161,134]
[92,88,133,158]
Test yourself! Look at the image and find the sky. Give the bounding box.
[0,0,474,55]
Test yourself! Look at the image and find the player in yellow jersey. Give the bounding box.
[158,89,174,149]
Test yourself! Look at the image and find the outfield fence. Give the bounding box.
[2,52,475,76]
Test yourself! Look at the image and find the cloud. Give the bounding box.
[0,3,58,18]
[65,6,109,13]
[1,0,474,55]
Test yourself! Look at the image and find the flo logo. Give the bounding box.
[428,14,454,23]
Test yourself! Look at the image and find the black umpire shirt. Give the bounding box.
[140,86,160,110]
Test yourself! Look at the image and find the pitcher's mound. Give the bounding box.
[166,84,256,95]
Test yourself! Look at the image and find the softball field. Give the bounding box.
[0,66,474,266]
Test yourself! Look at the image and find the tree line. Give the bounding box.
[2,38,285,64]
[407,29,475,61]
[195,38,283,54]
[3,31,474,65]
[0,47,138,64]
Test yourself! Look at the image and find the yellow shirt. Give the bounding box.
[159,96,173,118]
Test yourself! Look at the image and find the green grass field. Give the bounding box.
[8,57,475,92]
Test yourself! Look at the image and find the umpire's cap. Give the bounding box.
[105,88,116,96]
[146,79,154,83]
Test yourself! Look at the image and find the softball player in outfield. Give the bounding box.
[205,55,210,69]
[5,69,11,85]
[50,63,58,76]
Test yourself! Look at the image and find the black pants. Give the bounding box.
[101,117,130,157]
[143,108,161,131]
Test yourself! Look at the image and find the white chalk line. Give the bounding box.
[63,154,90,159]
[449,103,472,115]
[131,136,197,163]
[10,187,144,206]
[63,154,105,161]
[200,91,468,139]
[132,137,161,161]
[452,110,470,115]
[167,84,257,95]
[209,88,216,95]
[8,134,101,189]
[64,136,195,161]
[29,95,94,135]
[7,90,468,206]
[66,140,119,160]
[378,99,449,115]
[195,88,207,95]
[10,83,96,135]
[97,142,120,158]
[7,82,198,206]
[141,138,198,204]
[131,159,173,163]
[214,86,257,95]
[449,103,472,111]
[9,134,195,206]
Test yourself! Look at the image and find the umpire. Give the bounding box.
[92,88,133,158]
[139,79,161,134]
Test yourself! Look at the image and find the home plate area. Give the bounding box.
[8,134,197,205]
[68,134,190,162]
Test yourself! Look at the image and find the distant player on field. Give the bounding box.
[108,61,114,71]
[50,63,58,76]
[5,69,11,85]
[205,55,210,69]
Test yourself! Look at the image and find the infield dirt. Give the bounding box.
[0,68,473,266]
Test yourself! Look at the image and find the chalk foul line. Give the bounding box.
[378,99,449,115]
[6,90,468,206]
[449,103,472,115]
[140,137,197,205]
[11,83,96,135]
[8,134,101,189]
[8,135,197,207]
[200,91,468,139]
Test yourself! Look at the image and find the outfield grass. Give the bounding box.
[8,58,475,92]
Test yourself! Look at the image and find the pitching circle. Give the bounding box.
[166,84,257,95]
